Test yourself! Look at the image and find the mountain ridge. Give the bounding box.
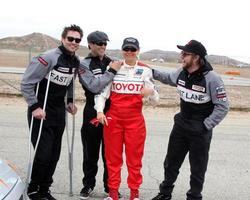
[0,33,248,66]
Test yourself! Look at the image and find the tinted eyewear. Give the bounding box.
[94,41,107,46]
[67,36,81,43]
[123,47,137,52]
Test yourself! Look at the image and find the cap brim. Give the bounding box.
[122,44,139,50]
[177,45,193,53]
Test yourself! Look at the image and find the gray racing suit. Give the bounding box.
[152,60,229,200]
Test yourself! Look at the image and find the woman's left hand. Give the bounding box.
[141,86,154,98]
[97,112,108,126]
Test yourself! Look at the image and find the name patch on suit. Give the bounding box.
[177,85,210,104]
[46,69,73,86]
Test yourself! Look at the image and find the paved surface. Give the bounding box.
[0,97,250,200]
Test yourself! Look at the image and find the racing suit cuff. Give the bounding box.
[29,102,42,112]
[152,69,156,78]
[67,98,73,104]
[108,68,117,75]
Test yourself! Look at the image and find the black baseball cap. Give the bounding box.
[122,37,140,50]
[177,40,207,58]
[87,31,109,43]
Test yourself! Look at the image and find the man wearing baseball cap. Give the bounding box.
[79,30,122,199]
[151,40,229,200]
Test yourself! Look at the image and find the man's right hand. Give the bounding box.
[109,60,122,72]
[32,107,46,120]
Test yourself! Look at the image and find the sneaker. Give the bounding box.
[151,193,172,200]
[129,189,139,200]
[108,189,119,200]
[40,190,56,200]
[104,188,123,199]
[80,187,93,199]
[27,191,41,200]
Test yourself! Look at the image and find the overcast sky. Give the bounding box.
[0,0,249,62]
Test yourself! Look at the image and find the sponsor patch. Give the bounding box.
[38,57,48,66]
[58,67,69,73]
[135,68,143,75]
[192,84,205,92]
[216,86,227,101]
[111,80,143,94]
[178,79,185,86]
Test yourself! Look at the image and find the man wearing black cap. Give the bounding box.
[151,40,229,200]
[79,30,122,199]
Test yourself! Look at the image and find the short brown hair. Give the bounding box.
[61,24,83,39]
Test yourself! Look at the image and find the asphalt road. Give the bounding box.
[0,97,249,199]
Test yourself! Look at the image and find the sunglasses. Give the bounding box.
[123,47,137,52]
[67,36,81,44]
[181,51,194,57]
[94,41,107,46]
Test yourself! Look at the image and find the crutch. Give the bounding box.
[66,76,76,196]
[24,71,52,200]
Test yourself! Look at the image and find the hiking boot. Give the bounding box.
[129,189,139,200]
[104,188,123,199]
[40,190,56,200]
[27,191,41,200]
[151,193,172,200]
[80,187,93,199]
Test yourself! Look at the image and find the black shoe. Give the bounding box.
[151,193,171,200]
[104,188,123,199]
[40,190,56,200]
[80,187,93,199]
[27,191,41,200]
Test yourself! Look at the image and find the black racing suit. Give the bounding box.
[80,54,111,191]
[153,61,229,200]
[22,45,79,192]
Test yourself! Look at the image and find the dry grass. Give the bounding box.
[0,73,249,111]
[0,50,250,110]
[147,61,250,79]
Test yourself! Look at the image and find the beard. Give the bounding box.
[182,60,192,70]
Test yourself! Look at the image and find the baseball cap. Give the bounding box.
[87,31,109,43]
[122,37,140,50]
[177,40,207,58]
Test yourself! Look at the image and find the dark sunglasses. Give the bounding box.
[123,47,137,52]
[181,51,194,57]
[67,36,81,44]
[94,41,107,46]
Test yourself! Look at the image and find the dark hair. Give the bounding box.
[61,24,83,39]
[198,57,205,66]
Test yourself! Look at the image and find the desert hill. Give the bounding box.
[0,33,248,66]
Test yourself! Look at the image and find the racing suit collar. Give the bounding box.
[184,59,213,76]
[86,52,105,60]
[123,60,138,68]
[59,45,75,57]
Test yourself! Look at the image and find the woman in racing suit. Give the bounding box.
[94,37,159,200]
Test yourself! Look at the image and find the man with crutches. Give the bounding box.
[21,25,83,200]
[21,24,122,200]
